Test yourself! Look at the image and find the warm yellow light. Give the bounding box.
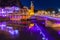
[37,10,41,13]
[28,10,34,15]
[22,16,26,19]
[29,23,34,29]
[45,11,48,15]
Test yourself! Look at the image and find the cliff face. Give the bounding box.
[0,0,23,8]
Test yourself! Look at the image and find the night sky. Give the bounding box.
[20,0,60,10]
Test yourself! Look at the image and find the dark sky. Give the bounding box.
[20,0,60,10]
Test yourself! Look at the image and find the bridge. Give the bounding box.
[33,15,60,31]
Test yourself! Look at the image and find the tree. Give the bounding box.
[0,0,23,8]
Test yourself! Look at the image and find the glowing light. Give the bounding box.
[42,37,45,40]
[9,30,15,35]
[58,9,60,12]
[45,16,60,20]
[11,6,20,11]
[58,31,60,35]
[29,23,34,29]
[46,38,48,40]
[14,30,19,34]
[35,24,49,40]
[0,25,6,30]
[0,24,6,27]
[2,15,7,17]
[0,22,19,36]
[28,10,34,16]
[7,27,13,30]
[2,9,5,13]
[14,7,20,10]
[0,26,6,30]
[22,16,27,19]
[52,11,55,13]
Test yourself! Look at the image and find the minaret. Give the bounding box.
[30,1,34,12]
[28,1,34,16]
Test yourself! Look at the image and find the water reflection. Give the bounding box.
[0,22,19,36]
[0,21,43,40]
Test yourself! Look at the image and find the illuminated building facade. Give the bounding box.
[28,1,34,16]
[9,1,35,20]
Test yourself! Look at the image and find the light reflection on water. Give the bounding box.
[0,22,19,36]
[0,21,45,40]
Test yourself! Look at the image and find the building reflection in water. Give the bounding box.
[0,22,19,36]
